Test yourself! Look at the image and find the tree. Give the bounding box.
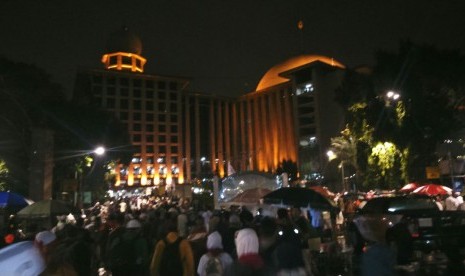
[334,42,465,190]
[0,160,10,191]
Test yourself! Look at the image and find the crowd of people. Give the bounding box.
[9,194,349,276]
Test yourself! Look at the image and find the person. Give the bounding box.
[35,230,78,275]
[361,243,395,276]
[104,211,132,276]
[273,242,307,276]
[258,216,280,272]
[445,192,459,210]
[150,218,194,276]
[197,231,233,276]
[124,219,150,275]
[224,228,270,276]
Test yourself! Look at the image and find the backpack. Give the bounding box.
[159,237,183,276]
[205,253,223,276]
[107,231,136,271]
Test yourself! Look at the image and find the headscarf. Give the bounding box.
[235,228,259,257]
[207,231,223,250]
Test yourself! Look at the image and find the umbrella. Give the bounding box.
[399,183,419,193]
[262,187,339,210]
[16,199,78,218]
[0,191,32,209]
[308,186,335,198]
[227,188,272,204]
[412,184,452,196]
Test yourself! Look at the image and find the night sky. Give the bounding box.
[1,0,464,98]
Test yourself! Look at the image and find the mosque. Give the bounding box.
[72,26,347,194]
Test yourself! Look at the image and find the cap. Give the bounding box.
[35,231,56,246]
[126,219,142,229]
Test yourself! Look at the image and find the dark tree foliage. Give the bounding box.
[373,42,465,180]
[335,42,465,185]
[0,56,132,195]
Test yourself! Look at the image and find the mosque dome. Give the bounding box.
[256,55,345,91]
[105,26,142,55]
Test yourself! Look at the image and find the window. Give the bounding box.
[109,56,117,66]
[146,90,154,99]
[158,81,166,90]
[120,88,129,97]
[146,113,154,121]
[158,91,166,100]
[170,136,178,143]
[133,123,141,131]
[120,78,129,87]
[92,75,103,84]
[146,124,154,132]
[169,82,177,90]
[146,80,154,89]
[170,125,178,133]
[120,112,128,120]
[159,146,166,153]
[158,114,166,121]
[133,100,141,110]
[145,101,153,111]
[170,103,177,112]
[146,135,154,142]
[93,86,102,95]
[133,89,141,98]
[146,146,154,153]
[122,56,131,65]
[133,79,142,87]
[159,136,166,143]
[159,125,166,132]
[107,87,116,96]
[107,77,116,85]
[170,115,177,123]
[120,99,129,109]
[170,92,177,101]
[171,146,178,153]
[133,134,141,142]
[106,98,115,108]
[133,112,141,121]
[159,102,166,112]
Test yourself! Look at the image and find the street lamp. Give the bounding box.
[77,146,105,208]
[385,90,400,106]
[327,150,347,192]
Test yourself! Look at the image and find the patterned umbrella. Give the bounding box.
[412,184,452,196]
[399,183,419,193]
[0,191,32,209]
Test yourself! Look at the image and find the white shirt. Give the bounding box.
[444,196,459,210]
[197,252,233,276]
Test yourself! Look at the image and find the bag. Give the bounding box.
[107,232,136,270]
[205,253,223,276]
[159,237,183,276]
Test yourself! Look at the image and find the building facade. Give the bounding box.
[73,27,346,192]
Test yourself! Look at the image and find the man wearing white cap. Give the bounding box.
[197,231,233,276]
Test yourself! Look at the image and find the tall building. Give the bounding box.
[73,27,346,192]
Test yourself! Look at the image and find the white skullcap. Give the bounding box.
[235,228,259,257]
[35,231,56,246]
[207,231,223,250]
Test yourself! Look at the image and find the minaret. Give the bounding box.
[101,26,147,73]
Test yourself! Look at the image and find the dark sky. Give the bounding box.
[1,0,464,98]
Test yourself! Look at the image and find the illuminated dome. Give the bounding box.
[256,55,345,91]
[105,26,142,55]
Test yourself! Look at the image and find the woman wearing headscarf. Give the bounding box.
[224,228,273,276]
[196,231,233,276]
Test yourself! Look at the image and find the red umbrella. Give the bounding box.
[309,186,335,198]
[412,184,452,196]
[399,183,419,193]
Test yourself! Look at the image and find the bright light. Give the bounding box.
[201,157,206,162]
[327,150,336,161]
[94,146,105,155]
